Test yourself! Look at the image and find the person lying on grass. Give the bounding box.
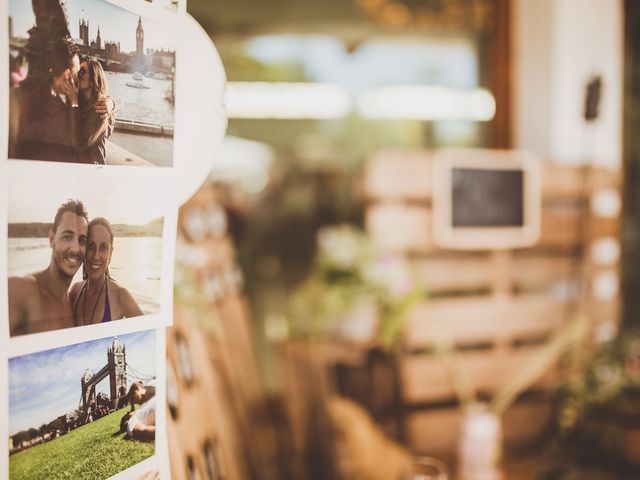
[120,397,156,441]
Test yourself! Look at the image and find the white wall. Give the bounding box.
[512,0,623,169]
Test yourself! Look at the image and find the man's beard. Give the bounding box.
[54,252,82,281]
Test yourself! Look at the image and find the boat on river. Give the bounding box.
[126,72,151,89]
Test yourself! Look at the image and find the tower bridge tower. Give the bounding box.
[107,337,127,402]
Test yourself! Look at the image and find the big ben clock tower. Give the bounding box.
[136,16,144,58]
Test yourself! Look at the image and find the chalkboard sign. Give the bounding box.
[433,149,540,250]
[452,168,524,227]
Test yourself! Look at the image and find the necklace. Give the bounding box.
[83,277,107,325]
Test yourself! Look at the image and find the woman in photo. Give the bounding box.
[70,217,144,325]
[66,57,114,164]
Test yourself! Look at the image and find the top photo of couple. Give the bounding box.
[8,0,177,167]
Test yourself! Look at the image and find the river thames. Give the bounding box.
[105,71,175,167]
[8,237,162,314]
[106,72,174,127]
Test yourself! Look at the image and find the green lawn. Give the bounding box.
[9,408,154,480]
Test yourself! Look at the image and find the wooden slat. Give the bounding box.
[399,346,559,404]
[366,204,614,254]
[538,208,581,248]
[539,209,619,249]
[405,401,553,456]
[540,163,585,199]
[538,163,620,198]
[411,255,495,292]
[366,204,432,252]
[403,296,566,350]
[511,254,575,290]
[588,216,620,238]
[363,151,431,201]
[411,253,577,293]
[588,168,622,191]
[405,407,460,458]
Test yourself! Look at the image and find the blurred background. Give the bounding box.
[169,0,640,479]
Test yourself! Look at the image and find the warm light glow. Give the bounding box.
[209,136,275,194]
[226,82,496,121]
[356,85,497,121]
[225,82,352,119]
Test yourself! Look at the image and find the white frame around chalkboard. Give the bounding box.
[432,148,541,250]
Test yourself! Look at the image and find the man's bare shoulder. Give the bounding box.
[8,273,40,297]
[8,273,42,336]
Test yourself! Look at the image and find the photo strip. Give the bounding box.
[8,330,161,480]
[8,0,177,166]
[6,167,176,338]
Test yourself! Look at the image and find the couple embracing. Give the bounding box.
[9,200,143,337]
[14,38,114,164]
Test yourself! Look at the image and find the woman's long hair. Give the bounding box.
[83,57,108,105]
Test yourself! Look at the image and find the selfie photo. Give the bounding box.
[7,172,171,337]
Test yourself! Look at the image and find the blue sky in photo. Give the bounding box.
[9,0,175,52]
[9,330,156,436]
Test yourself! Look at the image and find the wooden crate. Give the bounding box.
[363,150,622,455]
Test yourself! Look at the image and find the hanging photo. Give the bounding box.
[7,330,163,480]
[7,0,176,167]
[6,166,176,338]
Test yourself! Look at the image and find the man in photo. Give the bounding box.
[14,38,81,162]
[13,38,114,163]
[9,199,89,336]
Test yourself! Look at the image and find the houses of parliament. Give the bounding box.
[77,15,175,75]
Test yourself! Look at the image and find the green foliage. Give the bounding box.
[288,224,425,349]
[559,329,640,435]
[9,408,154,480]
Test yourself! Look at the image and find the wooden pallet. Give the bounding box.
[363,149,622,456]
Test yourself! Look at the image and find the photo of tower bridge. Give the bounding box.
[8,331,156,480]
